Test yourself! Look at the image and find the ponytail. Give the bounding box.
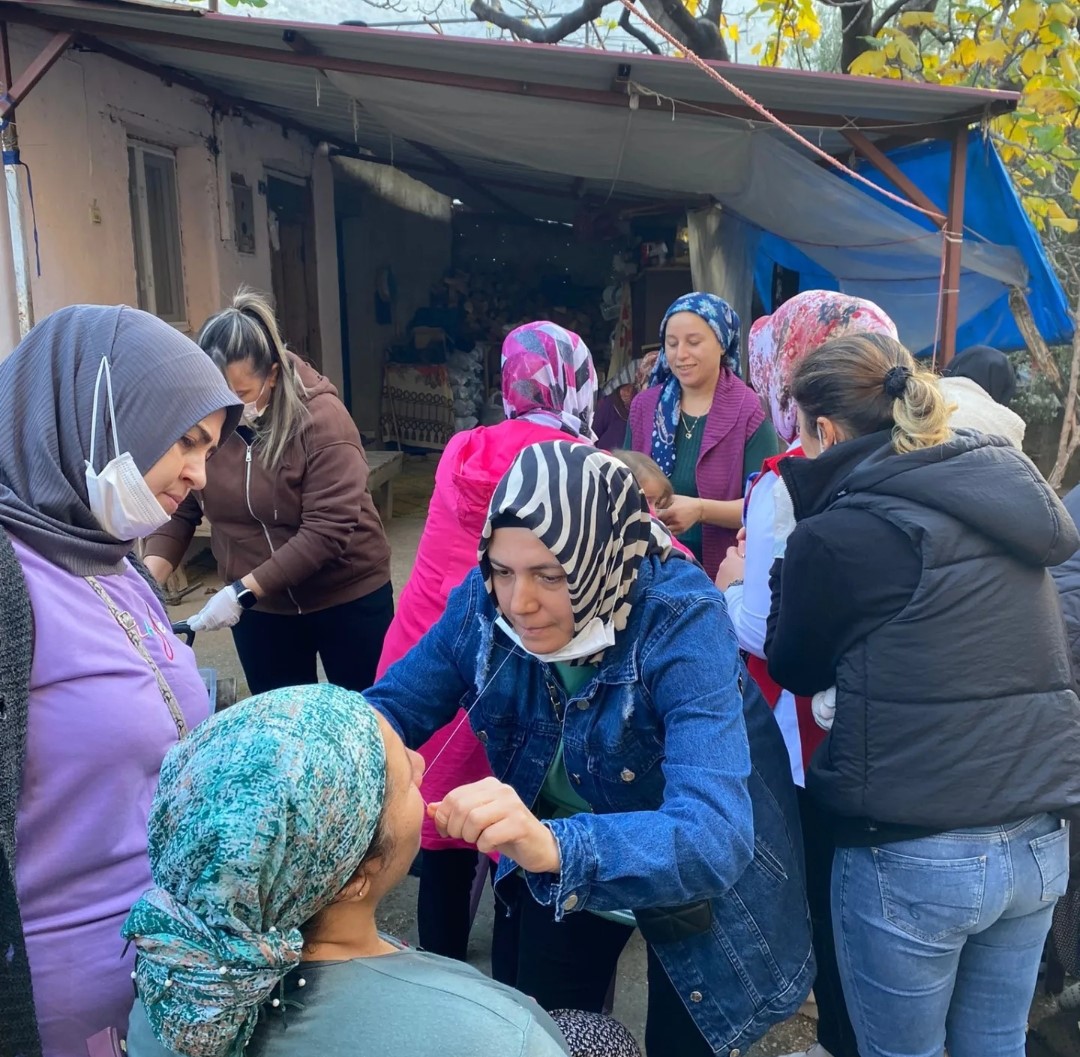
[790,332,954,454]
[197,287,308,471]
[891,368,952,454]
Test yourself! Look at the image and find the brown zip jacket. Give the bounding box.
[144,355,391,615]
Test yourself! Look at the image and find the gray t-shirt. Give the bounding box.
[126,943,570,1057]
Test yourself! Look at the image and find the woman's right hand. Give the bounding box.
[657,495,704,536]
[429,777,561,874]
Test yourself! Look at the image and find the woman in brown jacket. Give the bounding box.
[143,290,393,694]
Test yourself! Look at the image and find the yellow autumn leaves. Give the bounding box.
[747,0,820,65]
[845,0,1080,232]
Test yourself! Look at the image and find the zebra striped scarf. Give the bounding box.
[479,441,682,665]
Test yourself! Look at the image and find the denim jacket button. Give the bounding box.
[563,894,579,911]
[730,1049,740,1056]
[689,990,703,1002]
[571,773,582,783]
[620,768,635,782]
[477,730,488,745]
[575,699,589,710]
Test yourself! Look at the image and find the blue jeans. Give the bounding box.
[833,813,1070,1057]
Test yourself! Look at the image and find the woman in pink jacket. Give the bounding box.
[375,321,597,969]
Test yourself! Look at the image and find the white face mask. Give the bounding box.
[241,380,269,426]
[84,356,171,541]
[495,613,616,664]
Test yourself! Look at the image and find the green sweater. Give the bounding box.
[640,417,779,563]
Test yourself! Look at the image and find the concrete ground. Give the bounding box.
[170,452,1073,1057]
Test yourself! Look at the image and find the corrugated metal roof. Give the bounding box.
[1,0,1019,218]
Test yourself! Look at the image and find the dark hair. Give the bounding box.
[300,770,395,949]
[791,332,952,454]
[609,449,673,504]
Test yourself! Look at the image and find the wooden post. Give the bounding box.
[0,30,73,122]
[938,125,968,368]
[842,129,946,228]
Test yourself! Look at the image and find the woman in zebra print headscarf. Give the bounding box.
[478,440,682,666]
[366,441,812,1057]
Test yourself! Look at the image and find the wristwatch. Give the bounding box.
[232,580,258,610]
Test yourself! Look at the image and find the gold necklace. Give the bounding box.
[679,412,700,440]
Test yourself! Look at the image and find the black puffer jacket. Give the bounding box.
[769,429,1080,832]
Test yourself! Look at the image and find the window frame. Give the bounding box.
[127,139,187,327]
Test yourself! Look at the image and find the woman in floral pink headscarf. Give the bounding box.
[716,290,896,1057]
[375,321,597,971]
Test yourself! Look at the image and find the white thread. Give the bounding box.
[420,646,517,777]
[606,105,635,203]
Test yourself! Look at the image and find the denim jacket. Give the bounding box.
[367,557,813,1055]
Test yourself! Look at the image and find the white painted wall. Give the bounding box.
[5,24,341,385]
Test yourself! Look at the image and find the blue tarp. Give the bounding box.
[754,131,1074,355]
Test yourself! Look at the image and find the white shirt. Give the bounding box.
[724,440,805,786]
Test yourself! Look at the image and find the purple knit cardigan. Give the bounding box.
[629,369,765,579]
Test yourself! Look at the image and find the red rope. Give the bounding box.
[619,0,960,351]
[617,0,948,224]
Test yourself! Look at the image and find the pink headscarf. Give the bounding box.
[501,321,598,441]
[748,291,897,444]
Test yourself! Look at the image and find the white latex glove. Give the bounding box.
[188,584,244,632]
[812,686,836,731]
[772,478,796,560]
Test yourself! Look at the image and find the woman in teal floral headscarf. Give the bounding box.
[122,685,572,1057]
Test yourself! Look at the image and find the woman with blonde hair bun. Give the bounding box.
[765,330,1080,1057]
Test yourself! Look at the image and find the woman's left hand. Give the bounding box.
[715,546,746,591]
[429,777,561,874]
[657,495,704,535]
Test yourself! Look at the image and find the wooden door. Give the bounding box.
[267,176,322,368]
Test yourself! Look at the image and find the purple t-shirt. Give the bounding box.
[11,537,211,1057]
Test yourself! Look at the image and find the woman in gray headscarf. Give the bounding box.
[0,305,241,1057]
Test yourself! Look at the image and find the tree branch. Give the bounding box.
[651,0,699,36]
[469,0,610,43]
[872,0,918,35]
[619,6,662,53]
[705,0,724,24]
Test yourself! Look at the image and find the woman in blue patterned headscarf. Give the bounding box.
[122,685,570,1057]
[627,292,779,579]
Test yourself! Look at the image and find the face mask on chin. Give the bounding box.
[495,614,616,664]
[84,356,171,541]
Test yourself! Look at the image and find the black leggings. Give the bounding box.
[799,788,860,1057]
[498,877,714,1057]
[417,849,485,962]
[230,582,394,695]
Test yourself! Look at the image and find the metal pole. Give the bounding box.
[0,133,19,356]
[0,21,22,350]
[1,22,32,337]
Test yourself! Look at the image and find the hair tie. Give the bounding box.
[883,365,911,398]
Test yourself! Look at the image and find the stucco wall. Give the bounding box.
[4,25,341,390]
